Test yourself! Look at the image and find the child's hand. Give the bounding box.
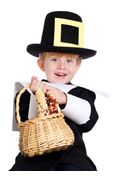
[44,86,67,105]
[30,76,67,105]
[30,76,44,93]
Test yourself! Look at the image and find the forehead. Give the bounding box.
[41,52,79,59]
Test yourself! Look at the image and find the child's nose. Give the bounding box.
[58,61,66,69]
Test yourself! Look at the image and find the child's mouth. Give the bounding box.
[55,72,67,77]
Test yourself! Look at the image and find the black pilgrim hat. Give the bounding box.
[27,11,97,59]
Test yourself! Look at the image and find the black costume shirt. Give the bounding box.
[12,81,98,171]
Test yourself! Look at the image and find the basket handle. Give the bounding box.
[16,84,61,124]
[16,84,30,124]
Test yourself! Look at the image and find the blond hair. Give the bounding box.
[39,52,82,65]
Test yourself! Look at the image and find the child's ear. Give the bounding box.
[37,59,45,71]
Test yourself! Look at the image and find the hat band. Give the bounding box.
[54,18,84,48]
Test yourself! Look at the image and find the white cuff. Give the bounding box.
[12,82,77,131]
[62,94,91,125]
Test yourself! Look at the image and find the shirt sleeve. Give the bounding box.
[65,86,99,133]
[62,93,91,124]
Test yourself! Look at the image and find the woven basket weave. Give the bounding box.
[16,84,74,157]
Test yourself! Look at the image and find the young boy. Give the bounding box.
[10,11,98,171]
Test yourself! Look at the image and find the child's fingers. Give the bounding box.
[41,83,50,93]
[46,90,55,99]
[30,77,43,92]
[31,76,38,83]
[41,85,57,99]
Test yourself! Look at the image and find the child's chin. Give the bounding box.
[54,79,67,84]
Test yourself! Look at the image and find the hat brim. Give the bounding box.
[27,44,97,59]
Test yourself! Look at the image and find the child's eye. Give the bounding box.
[67,59,73,63]
[50,58,58,62]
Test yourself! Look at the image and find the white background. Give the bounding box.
[0,0,125,176]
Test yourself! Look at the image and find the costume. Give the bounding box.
[26,11,97,59]
[10,11,98,171]
[10,80,98,171]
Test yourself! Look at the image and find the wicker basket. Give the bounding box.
[16,84,74,157]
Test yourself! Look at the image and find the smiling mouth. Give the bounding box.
[55,73,67,77]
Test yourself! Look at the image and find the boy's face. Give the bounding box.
[37,53,81,84]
